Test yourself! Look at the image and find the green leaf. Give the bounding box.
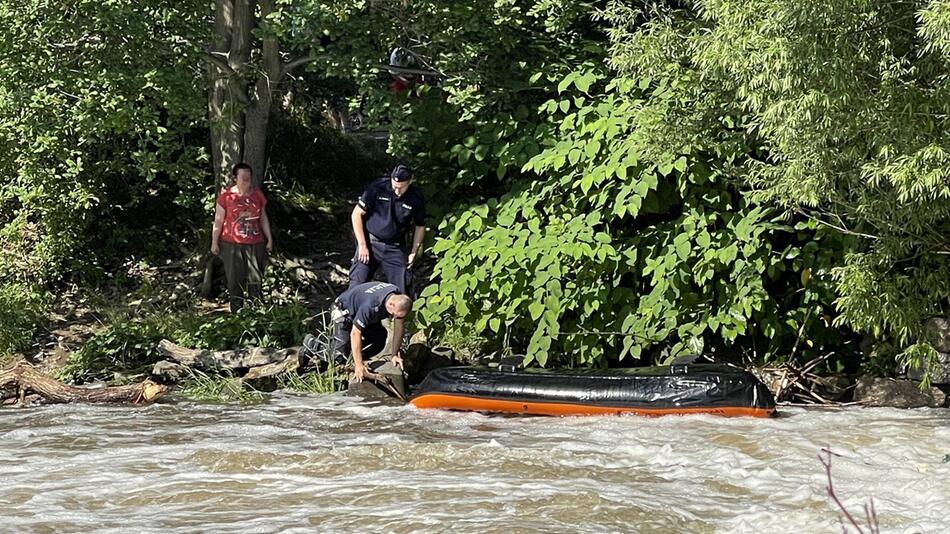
[673,156,687,173]
[529,301,544,321]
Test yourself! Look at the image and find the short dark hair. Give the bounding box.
[231,163,253,177]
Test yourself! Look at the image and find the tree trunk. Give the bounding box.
[0,361,168,405]
[208,0,254,186]
[206,0,317,187]
[242,0,283,182]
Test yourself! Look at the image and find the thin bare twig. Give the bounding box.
[818,447,881,534]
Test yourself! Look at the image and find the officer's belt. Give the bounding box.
[368,233,401,245]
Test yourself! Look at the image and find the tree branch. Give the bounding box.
[203,50,235,75]
[282,55,326,77]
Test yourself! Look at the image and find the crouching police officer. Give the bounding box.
[350,164,426,295]
[302,282,411,383]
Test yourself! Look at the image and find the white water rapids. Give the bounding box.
[1,394,948,533]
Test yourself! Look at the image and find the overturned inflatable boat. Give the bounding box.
[409,364,776,417]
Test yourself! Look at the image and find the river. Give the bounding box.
[1,394,948,533]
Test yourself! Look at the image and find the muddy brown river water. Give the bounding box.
[1,394,948,533]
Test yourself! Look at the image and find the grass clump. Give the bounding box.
[277,310,345,394]
[179,368,264,403]
[278,364,344,394]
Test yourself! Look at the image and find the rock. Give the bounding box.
[344,359,406,401]
[853,376,947,408]
[151,360,187,382]
[345,380,397,401]
[402,343,432,385]
[811,375,853,402]
[906,351,950,385]
[924,317,950,352]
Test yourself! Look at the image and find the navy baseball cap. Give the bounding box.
[391,164,413,182]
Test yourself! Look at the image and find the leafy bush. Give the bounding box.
[601,0,950,373]
[182,302,312,351]
[0,1,209,287]
[0,282,47,359]
[60,303,198,382]
[417,69,850,368]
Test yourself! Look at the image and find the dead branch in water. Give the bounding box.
[0,360,167,405]
[818,447,880,534]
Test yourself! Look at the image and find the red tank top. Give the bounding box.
[217,188,267,244]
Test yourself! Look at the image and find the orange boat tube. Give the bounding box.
[409,364,776,418]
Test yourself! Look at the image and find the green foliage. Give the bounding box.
[604,0,950,366]
[418,65,848,367]
[0,282,47,358]
[181,302,313,351]
[60,301,198,382]
[432,320,490,362]
[286,0,605,215]
[0,1,210,286]
[61,300,312,382]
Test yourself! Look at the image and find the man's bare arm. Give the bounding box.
[350,326,367,382]
[351,205,370,263]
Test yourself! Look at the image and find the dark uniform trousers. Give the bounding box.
[328,302,388,363]
[349,235,409,294]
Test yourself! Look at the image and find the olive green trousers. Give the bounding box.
[219,241,268,312]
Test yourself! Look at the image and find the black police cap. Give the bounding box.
[391,165,412,182]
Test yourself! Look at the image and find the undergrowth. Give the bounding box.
[61,298,313,383]
[277,364,344,394]
[179,368,264,403]
[0,282,48,360]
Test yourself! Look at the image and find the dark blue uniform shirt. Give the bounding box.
[357,177,426,244]
[337,282,400,330]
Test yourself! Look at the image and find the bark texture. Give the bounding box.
[1,361,168,405]
[157,339,300,371]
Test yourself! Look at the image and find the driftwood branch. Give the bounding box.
[243,350,301,380]
[157,339,299,371]
[1,361,167,405]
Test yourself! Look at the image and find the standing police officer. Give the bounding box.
[350,164,426,295]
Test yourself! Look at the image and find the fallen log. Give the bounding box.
[242,349,303,391]
[243,348,302,381]
[0,360,168,405]
[157,339,298,370]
